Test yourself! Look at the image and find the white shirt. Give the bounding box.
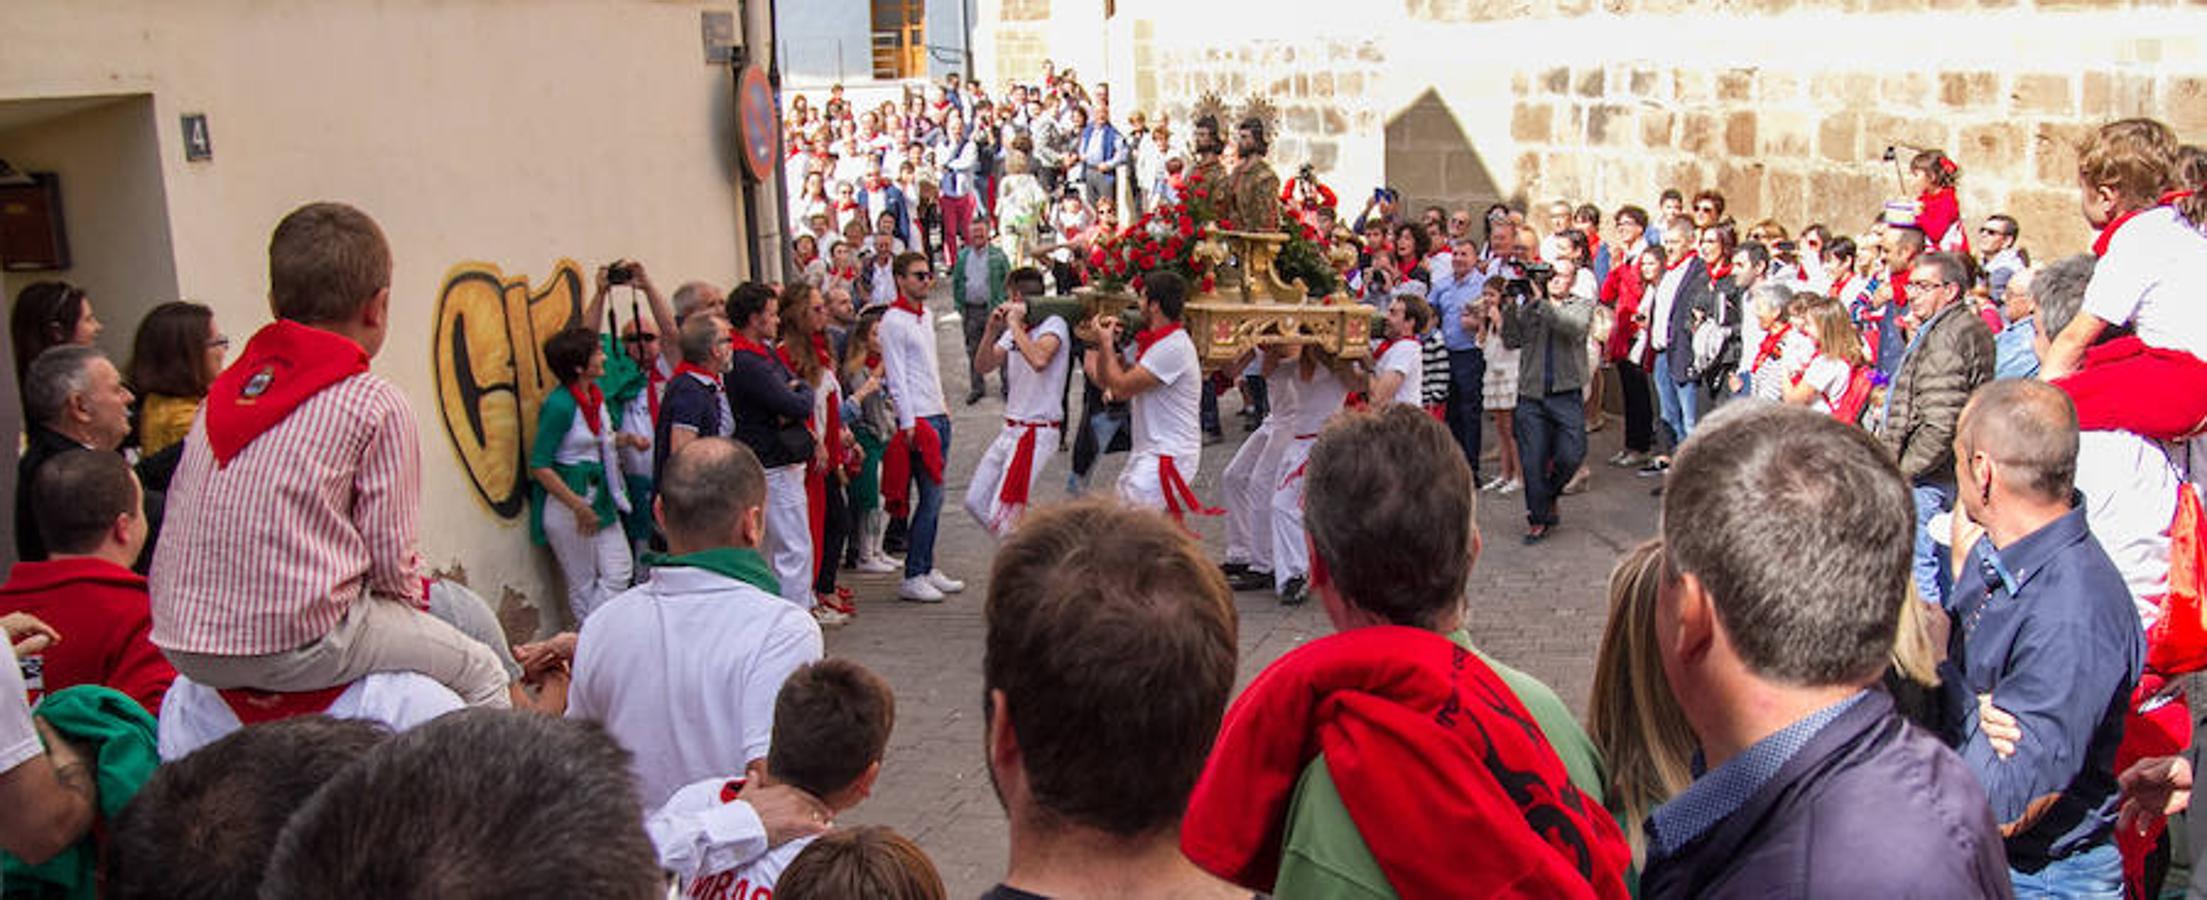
[1001,316,1070,423]
[879,300,949,430]
[1263,350,1303,427]
[1291,363,1352,437]
[1376,338,1423,407]
[2082,206,2207,358]
[567,565,823,810]
[1797,354,1852,414]
[2075,430,2183,625]
[1649,264,1689,350]
[156,672,463,761]
[1130,328,1203,459]
[648,776,814,897]
[619,357,671,478]
[0,651,43,777]
[866,262,898,307]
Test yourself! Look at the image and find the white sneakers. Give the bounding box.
[853,554,900,575]
[898,570,966,603]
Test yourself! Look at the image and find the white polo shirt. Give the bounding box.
[567,564,824,810]
[1292,363,1352,438]
[880,301,949,430]
[2074,430,2183,625]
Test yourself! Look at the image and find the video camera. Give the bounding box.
[605,260,638,286]
[1500,261,1554,302]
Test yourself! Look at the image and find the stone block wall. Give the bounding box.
[974,0,2207,259]
[1506,62,2203,252]
[1152,37,1388,175]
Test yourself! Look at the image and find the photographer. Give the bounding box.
[1283,164,1337,232]
[1498,257,1596,544]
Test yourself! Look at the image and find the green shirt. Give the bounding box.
[1271,629,1611,899]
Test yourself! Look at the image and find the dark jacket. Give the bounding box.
[14,424,88,562]
[1499,286,1596,397]
[1878,302,1995,482]
[724,349,813,469]
[1662,257,1717,383]
[1641,691,2012,900]
[652,372,726,482]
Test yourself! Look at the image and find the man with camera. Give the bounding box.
[588,259,679,557]
[1498,257,1595,544]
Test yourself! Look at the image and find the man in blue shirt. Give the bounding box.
[1949,378,2142,897]
[1992,265,2041,380]
[1428,236,1490,486]
[1642,403,2008,899]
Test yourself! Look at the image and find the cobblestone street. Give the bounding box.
[825,293,1661,895]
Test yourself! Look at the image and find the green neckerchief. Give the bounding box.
[641,546,780,596]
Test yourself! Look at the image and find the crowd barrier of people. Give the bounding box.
[0,57,2201,898]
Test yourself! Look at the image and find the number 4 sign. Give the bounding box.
[181,113,212,162]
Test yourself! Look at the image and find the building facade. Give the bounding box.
[2,0,786,637]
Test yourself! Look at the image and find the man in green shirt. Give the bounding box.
[1279,404,1615,898]
[951,218,1011,404]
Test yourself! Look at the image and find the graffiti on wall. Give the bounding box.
[431,260,585,518]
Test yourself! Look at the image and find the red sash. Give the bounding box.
[1158,454,1222,525]
[204,321,370,465]
[217,684,350,726]
[992,418,1062,530]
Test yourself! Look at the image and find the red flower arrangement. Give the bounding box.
[1088,172,1223,294]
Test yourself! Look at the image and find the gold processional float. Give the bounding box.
[1028,93,1378,365]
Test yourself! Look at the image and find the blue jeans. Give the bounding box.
[906,414,951,578]
[1513,390,1586,527]
[2010,842,2121,899]
[1912,478,1956,609]
[1654,349,1701,447]
[1444,348,1486,479]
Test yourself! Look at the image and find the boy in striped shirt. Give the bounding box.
[150,202,508,708]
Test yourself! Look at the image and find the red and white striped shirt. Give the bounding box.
[150,373,423,655]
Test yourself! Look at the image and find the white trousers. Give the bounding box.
[1221,422,1285,568]
[764,464,814,609]
[542,496,633,624]
[963,423,1061,537]
[1270,436,1318,591]
[1117,451,1168,511]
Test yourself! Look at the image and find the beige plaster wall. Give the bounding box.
[2,0,755,633]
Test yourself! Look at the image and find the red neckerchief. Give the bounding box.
[729,332,776,361]
[1376,336,1412,360]
[568,382,605,435]
[1135,322,1184,357]
[1181,626,1631,898]
[1832,271,1854,299]
[642,358,664,424]
[2094,192,2194,257]
[204,320,370,465]
[863,352,882,368]
[217,684,351,726]
[891,294,925,318]
[673,362,720,386]
[1707,260,1734,283]
[1753,322,1794,370]
[1667,253,1694,272]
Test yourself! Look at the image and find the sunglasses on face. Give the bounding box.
[903,270,936,281]
[1978,227,2013,237]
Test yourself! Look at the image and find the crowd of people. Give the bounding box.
[0,52,2202,897]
